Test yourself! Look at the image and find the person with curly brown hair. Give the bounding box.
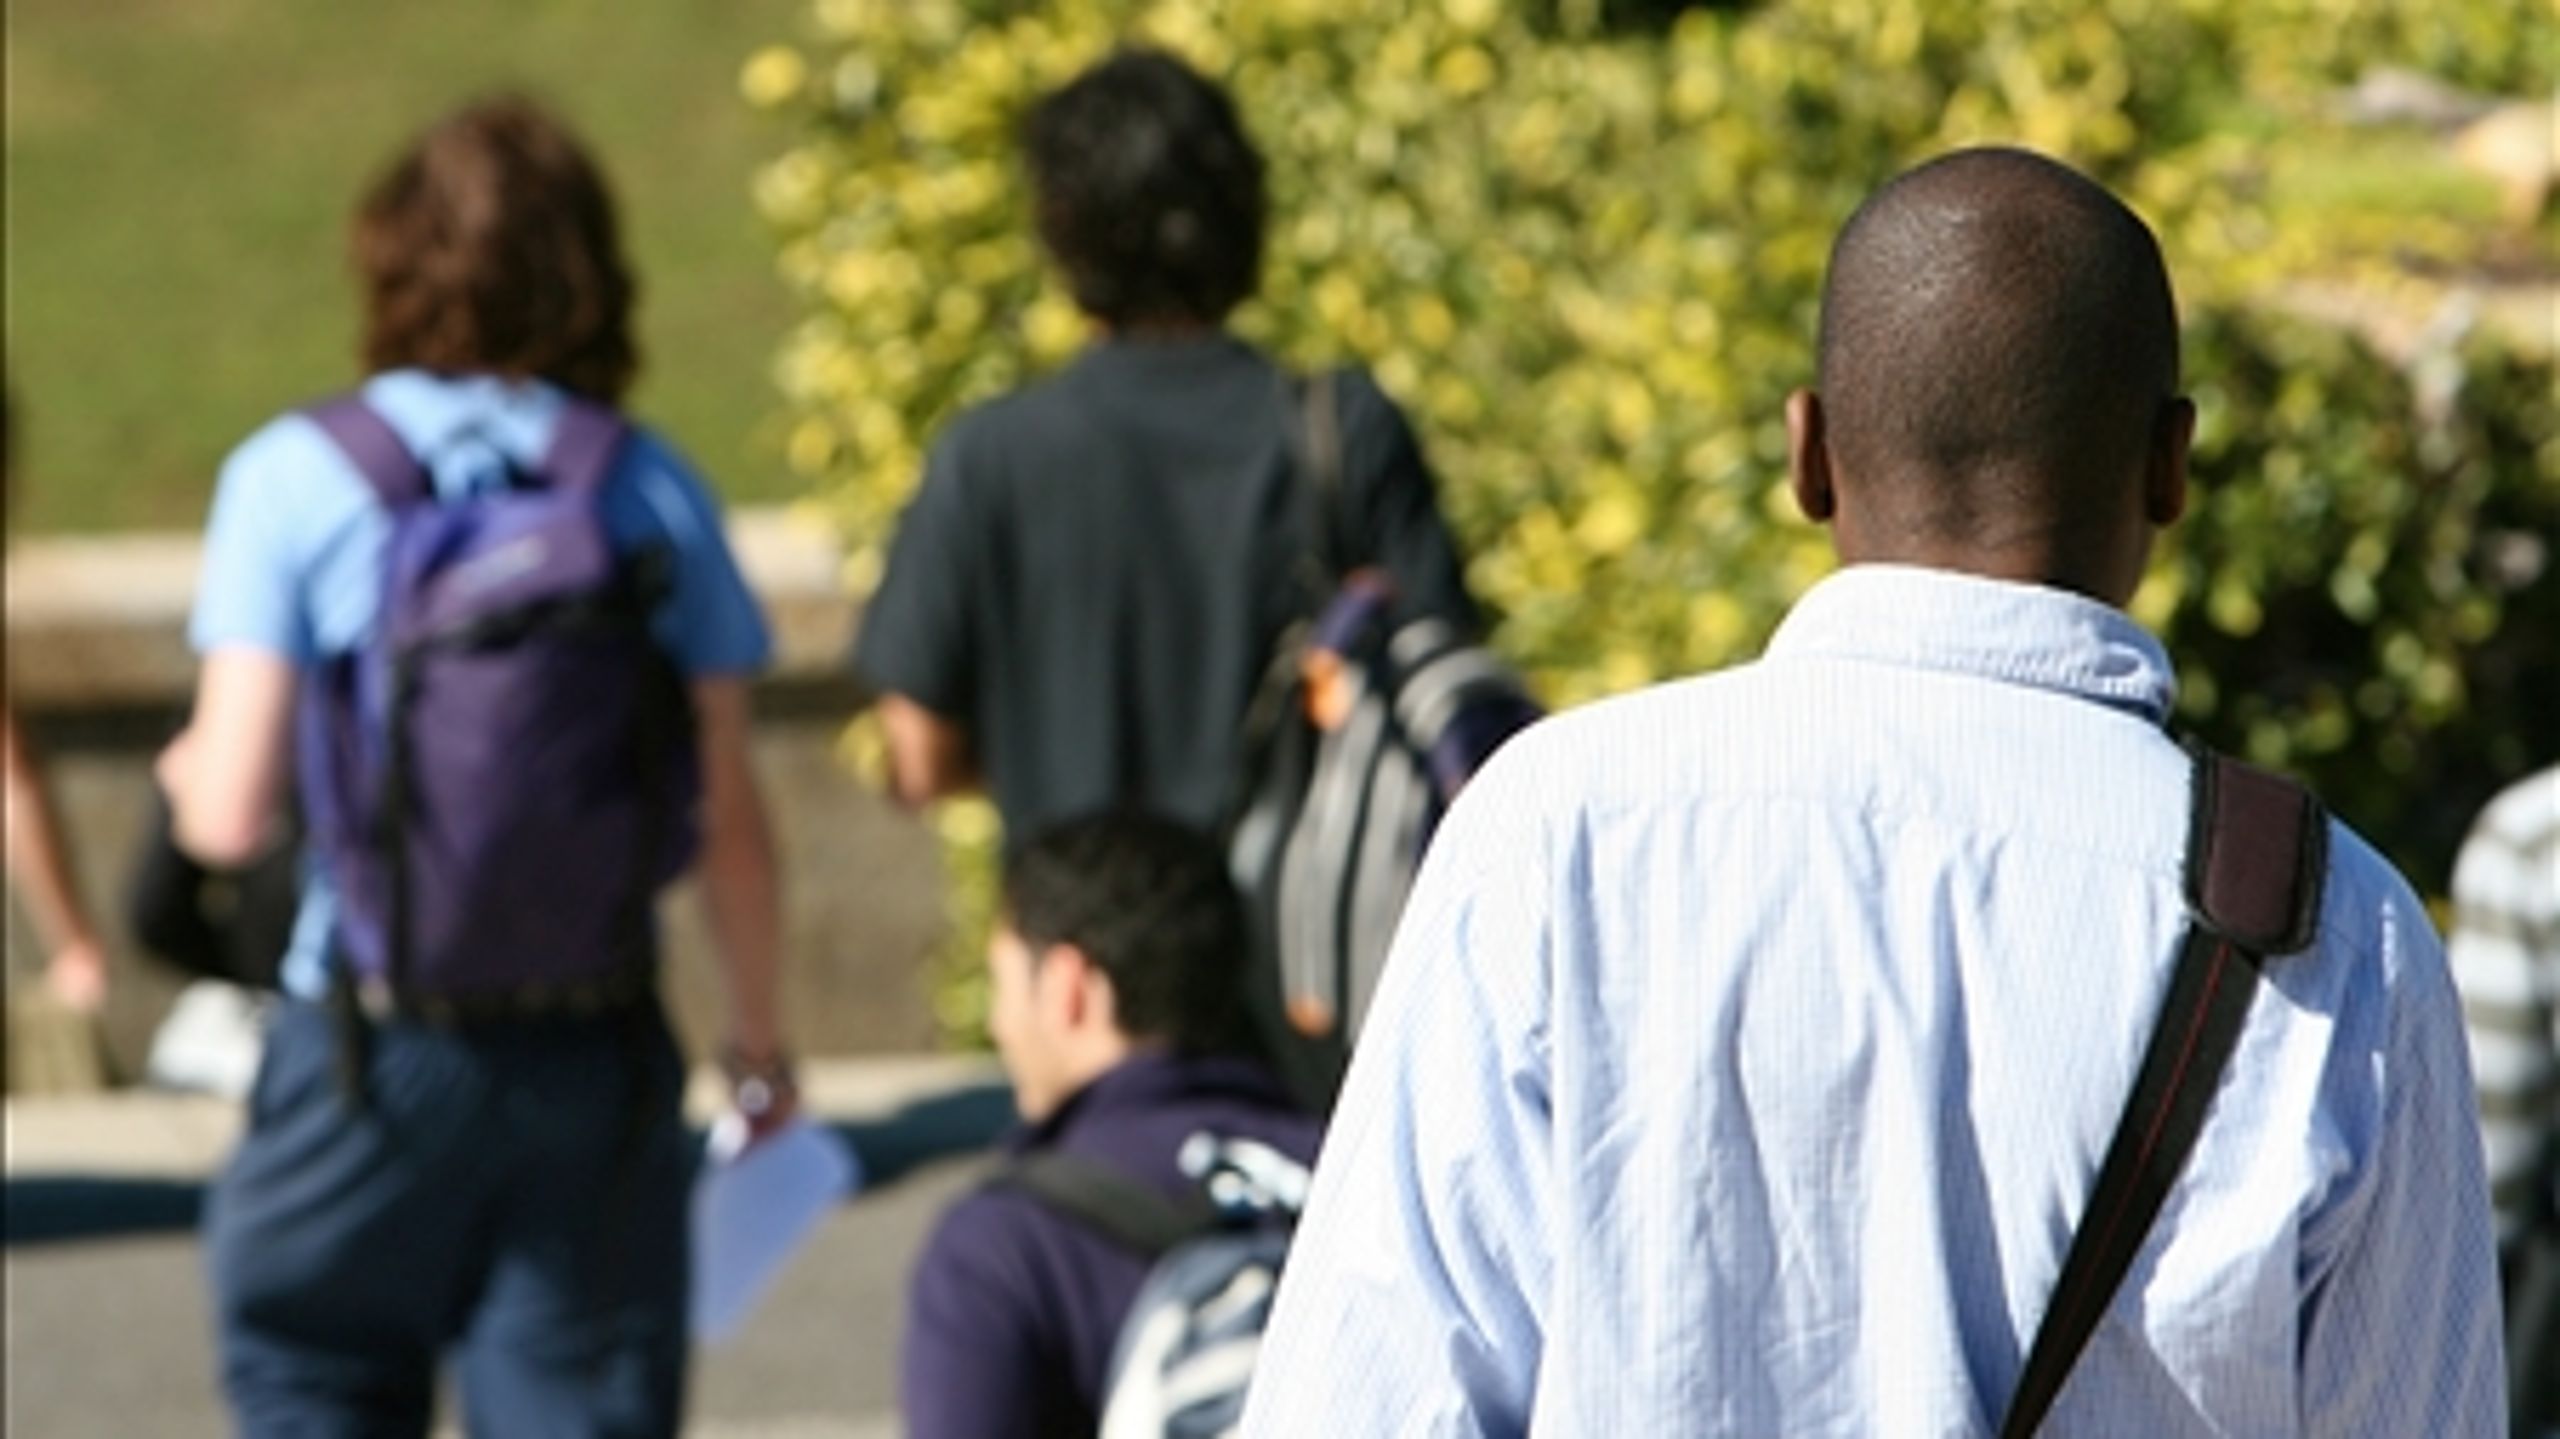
[160,96,788,1437]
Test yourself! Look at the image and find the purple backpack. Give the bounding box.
[297,393,698,1014]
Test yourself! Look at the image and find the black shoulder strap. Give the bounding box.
[990,1152,1221,1263]
[1998,738,2327,1438]
[304,394,429,508]
[1279,368,1354,588]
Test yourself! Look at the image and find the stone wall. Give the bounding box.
[3,511,949,1087]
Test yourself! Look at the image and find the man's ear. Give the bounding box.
[1043,942,1114,1031]
[1787,389,1835,524]
[2147,396,2193,527]
[1031,941,1084,1025]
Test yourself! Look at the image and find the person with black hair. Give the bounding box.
[1242,147,2503,1433]
[901,810,1318,1437]
[853,48,1481,846]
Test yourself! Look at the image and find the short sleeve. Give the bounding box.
[1333,371,1482,635]
[851,438,980,719]
[608,432,772,677]
[901,1197,1080,1438]
[188,419,338,662]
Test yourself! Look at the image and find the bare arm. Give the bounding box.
[3,701,108,1009]
[693,678,793,1127]
[156,648,298,868]
[877,691,980,811]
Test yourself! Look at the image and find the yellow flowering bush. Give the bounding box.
[747,0,2552,1032]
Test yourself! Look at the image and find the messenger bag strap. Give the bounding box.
[1998,737,2326,1438]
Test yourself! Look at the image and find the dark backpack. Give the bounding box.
[296,394,696,1012]
[1226,371,1541,1105]
[124,789,298,991]
[998,1132,1314,1438]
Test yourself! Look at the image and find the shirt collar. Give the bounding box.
[1765,564,2177,723]
[1070,331,1256,380]
[1003,1049,1291,1156]
[360,369,569,496]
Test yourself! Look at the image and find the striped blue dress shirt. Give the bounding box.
[1242,565,2505,1436]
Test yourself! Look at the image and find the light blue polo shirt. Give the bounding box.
[189,368,772,998]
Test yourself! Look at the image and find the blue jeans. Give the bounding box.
[204,999,693,1438]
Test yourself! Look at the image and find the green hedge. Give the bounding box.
[2159,313,2557,878]
[748,0,2554,1032]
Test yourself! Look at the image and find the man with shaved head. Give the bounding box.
[1800,147,2186,600]
[1242,149,2505,1434]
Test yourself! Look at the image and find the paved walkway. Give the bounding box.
[5,1056,1014,1437]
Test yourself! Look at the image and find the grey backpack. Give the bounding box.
[1226,372,1540,1107]
[998,1132,1312,1437]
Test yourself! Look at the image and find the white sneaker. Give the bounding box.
[144,980,267,1100]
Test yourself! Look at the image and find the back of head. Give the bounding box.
[1020,48,1267,329]
[1815,147,2180,570]
[1003,810,1248,1052]
[353,95,637,403]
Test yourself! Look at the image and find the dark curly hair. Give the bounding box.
[1020,49,1267,329]
[1002,810,1248,1052]
[352,95,638,403]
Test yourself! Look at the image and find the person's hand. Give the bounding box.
[45,938,108,1013]
[720,1043,800,1147]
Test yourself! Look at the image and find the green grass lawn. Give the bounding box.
[5,0,808,533]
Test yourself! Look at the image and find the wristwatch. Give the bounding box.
[719,1044,798,1121]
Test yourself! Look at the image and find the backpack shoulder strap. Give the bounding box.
[1998,738,2327,1439]
[1277,368,1355,587]
[991,1151,1221,1263]
[1300,367,1345,515]
[541,396,629,495]
[303,394,429,508]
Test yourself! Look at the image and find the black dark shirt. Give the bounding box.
[854,334,1478,841]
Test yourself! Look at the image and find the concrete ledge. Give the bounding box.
[2,507,859,707]
[3,1089,242,1182]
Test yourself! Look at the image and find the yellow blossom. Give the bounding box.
[739,46,808,109]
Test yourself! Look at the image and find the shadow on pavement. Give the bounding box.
[5,1178,207,1247]
[6,1081,1018,1250]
